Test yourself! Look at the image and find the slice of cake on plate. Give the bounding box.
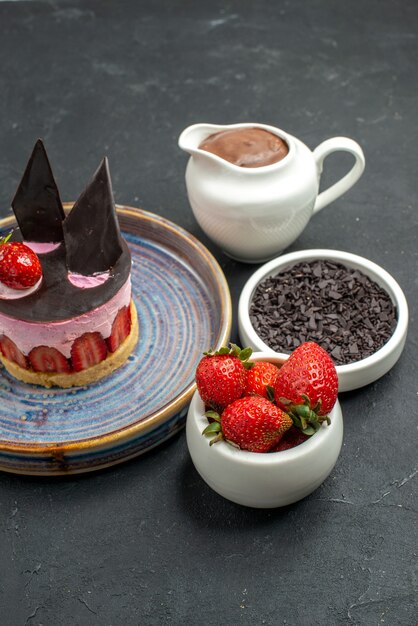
[0,139,138,387]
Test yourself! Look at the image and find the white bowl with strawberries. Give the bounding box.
[186,342,343,508]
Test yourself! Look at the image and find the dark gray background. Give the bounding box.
[0,1,417,625]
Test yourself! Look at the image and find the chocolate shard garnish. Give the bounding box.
[11,139,65,242]
[63,157,124,275]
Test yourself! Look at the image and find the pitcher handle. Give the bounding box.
[313,137,365,214]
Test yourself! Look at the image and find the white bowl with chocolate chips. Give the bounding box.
[238,249,408,392]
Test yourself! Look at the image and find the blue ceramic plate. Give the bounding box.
[0,206,231,475]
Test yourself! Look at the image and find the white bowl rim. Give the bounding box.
[189,351,342,466]
[238,248,409,375]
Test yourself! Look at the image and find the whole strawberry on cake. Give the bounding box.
[0,139,138,387]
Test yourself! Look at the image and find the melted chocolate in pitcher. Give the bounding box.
[199,127,289,168]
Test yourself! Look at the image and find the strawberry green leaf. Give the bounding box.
[217,346,231,355]
[238,347,253,362]
[0,230,13,246]
[295,404,309,418]
[290,413,302,429]
[266,385,275,402]
[204,410,221,422]
[313,400,322,413]
[202,422,221,436]
[302,425,316,436]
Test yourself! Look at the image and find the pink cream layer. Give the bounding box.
[0,277,131,358]
[24,241,62,254]
[68,272,110,288]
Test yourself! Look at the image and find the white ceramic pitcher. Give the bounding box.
[178,123,365,263]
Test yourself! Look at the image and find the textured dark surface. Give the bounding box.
[0,1,417,625]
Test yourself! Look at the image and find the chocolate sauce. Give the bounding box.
[199,127,289,168]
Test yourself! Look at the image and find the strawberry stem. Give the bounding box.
[284,396,331,436]
[209,433,224,446]
[0,230,13,246]
[203,343,253,368]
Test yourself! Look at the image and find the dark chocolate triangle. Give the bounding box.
[11,139,65,243]
[63,157,124,275]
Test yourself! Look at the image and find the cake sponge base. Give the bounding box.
[0,301,138,388]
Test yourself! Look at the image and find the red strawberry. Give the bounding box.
[270,426,310,452]
[244,361,280,399]
[204,395,292,453]
[70,332,107,371]
[274,342,338,435]
[29,346,71,373]
[195,344,252,412]
[107,305,131,352]
[0,334,28,368]
[0,234,42,290]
